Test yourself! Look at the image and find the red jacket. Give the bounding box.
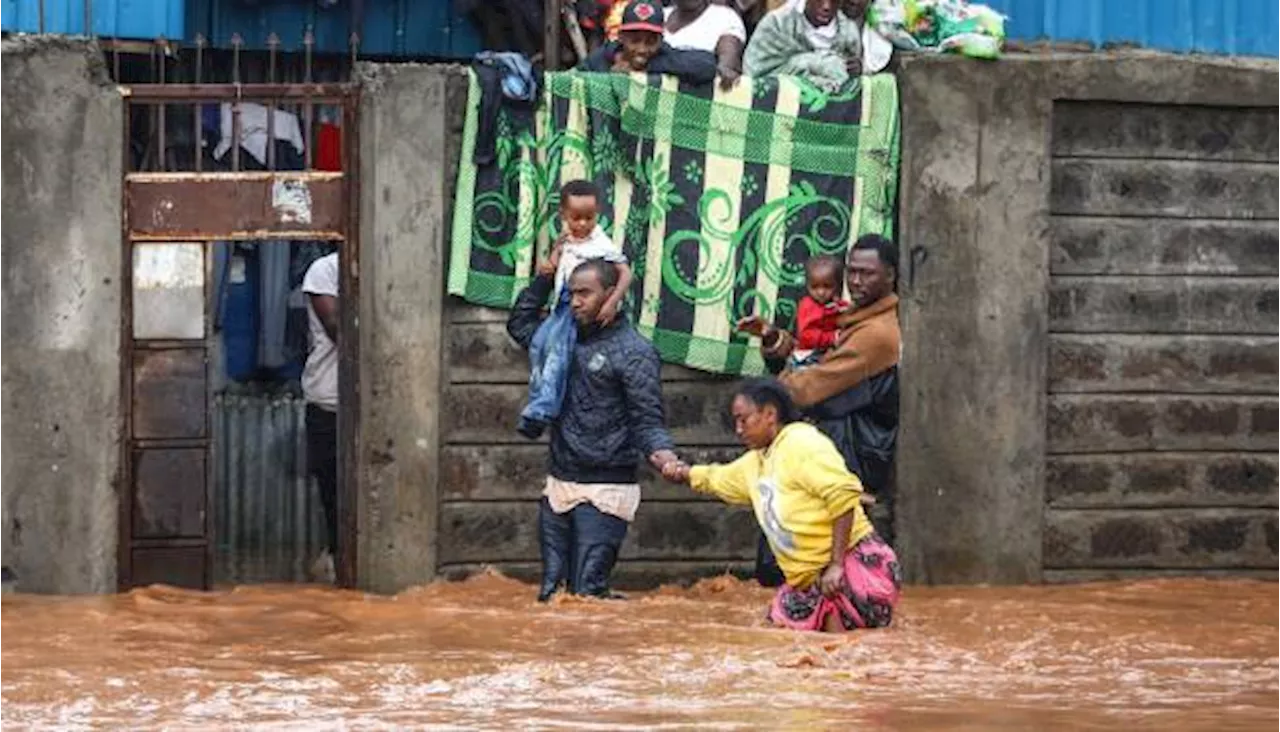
[796,296,848,351]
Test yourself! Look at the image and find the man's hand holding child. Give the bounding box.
[537,238,565,279]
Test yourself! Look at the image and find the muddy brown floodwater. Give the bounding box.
[2,574,1276,730]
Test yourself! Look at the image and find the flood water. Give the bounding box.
[2,573,1276,730]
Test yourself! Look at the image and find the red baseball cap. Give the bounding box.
[618,0,665,34]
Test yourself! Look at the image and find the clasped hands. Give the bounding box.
[648,450,691,484]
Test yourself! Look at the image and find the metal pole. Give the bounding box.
[544,0,562,70]
[304,28,315,170]
[230,33,243,172]
[194,34,206,172]
[156,37,167,172]
[266,33,279,171]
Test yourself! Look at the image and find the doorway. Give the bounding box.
[117,81,360,590]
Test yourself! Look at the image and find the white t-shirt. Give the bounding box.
[301,252,339,410]
[664,5,747,53]
[554,226,627,300]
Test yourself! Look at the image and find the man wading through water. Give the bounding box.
[507,258,680,601]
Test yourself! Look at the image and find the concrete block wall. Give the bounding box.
[1042,99,1278,579]
[897,53,1279,585]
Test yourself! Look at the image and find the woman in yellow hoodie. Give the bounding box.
[662,378,900,632]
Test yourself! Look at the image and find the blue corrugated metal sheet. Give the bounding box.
[986,0,1278,56]
[1,0,184,39]
[184,0,482,58]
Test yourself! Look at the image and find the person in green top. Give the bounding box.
[662,378,901,632]
[743,0,863,91]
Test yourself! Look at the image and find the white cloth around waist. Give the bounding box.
[543,476,641,523]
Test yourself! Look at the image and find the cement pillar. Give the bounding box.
[1,38,123,594]
[894,57,1053,584]
[354,64,456,592]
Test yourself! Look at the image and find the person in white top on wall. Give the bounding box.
[784,0,893,73]
[663,0,748,88]
[302,251,340,583]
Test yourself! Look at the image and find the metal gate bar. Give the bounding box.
[119,79,360,591]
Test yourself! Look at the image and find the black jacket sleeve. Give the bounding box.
[806,378,876,421]
[621,341,675,457]
[806,367,897,422]
[506,274,555,350]
[648,44,718,85]
[579,42,618,72]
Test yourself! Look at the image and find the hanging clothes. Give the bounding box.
[257,243,292,371]
[316,123,342,171]
[472,52,540,167]
[212,103,306,167]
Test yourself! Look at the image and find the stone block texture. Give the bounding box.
[1045,99,1279,576]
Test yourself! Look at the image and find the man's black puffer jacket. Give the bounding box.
[507,275,675,484]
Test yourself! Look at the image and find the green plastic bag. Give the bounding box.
[936,2,1005,59]
[868,0,1005,59]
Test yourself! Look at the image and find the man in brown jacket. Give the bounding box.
[737,233,901,580]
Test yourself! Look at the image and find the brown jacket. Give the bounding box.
[767,294,901,408]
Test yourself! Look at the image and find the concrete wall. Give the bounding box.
[355,55,1277,591]
[896,53,1278,584]
[1,38,123,594]
[350,64,762,590]
[5,49,1270,594]
[353,64,456,593]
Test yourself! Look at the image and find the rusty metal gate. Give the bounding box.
[118,69,360,591]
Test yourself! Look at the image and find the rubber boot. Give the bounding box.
[537,498,574,602]
[571,504,628,599]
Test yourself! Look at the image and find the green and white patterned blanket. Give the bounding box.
[448,70,900,376]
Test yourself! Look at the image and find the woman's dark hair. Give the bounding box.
[735,378,801,424]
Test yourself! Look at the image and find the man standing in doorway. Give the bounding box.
[507,258,680,601]
[302,251,340,584]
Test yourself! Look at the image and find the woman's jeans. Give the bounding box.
[518,293,576,439]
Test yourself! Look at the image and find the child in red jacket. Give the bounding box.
[790,255,850,369]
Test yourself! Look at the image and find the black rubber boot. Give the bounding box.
[537,498,573,601]
[570,504,628,598]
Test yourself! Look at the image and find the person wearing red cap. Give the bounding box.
[579,0,719,85]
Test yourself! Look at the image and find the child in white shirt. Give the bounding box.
[518,180,633,439]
